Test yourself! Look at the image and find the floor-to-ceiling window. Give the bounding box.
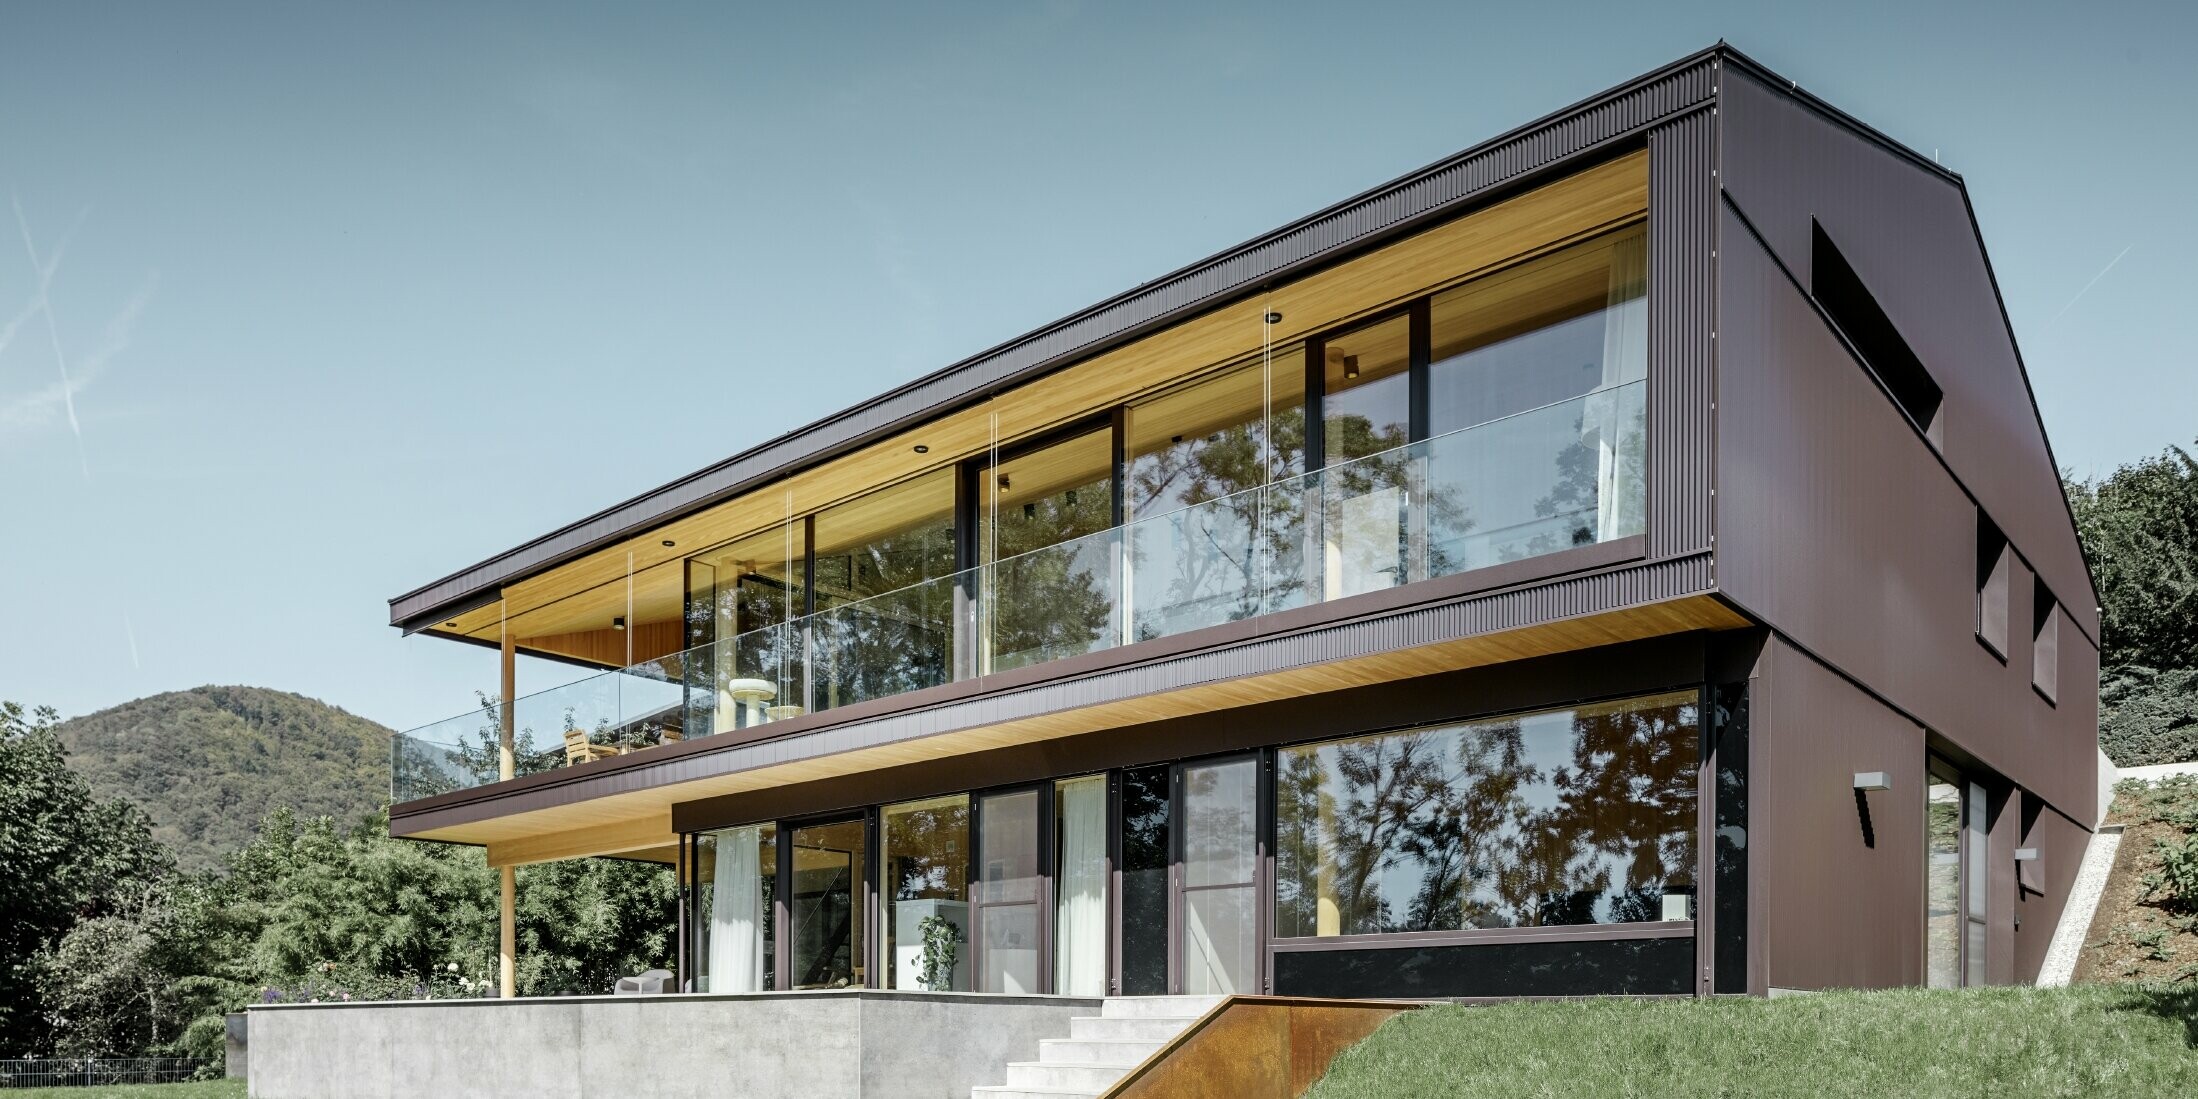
[787,818,868,990]
[1123,352,1310,639]
[1054,775,1109,996]
[974,788,1046,993]
[1424,224,1647,570]
[812,470,960,711]
[879,794,970,991]
[981,428,1118,673]
[1182,756,1261,995]
[684,524,806,735]
[695,823,776,992]
[1118,765,1173,996]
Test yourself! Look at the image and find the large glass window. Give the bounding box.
[1421,225,1648,570]
[685,524,806,732]
[1319,313,1412,465]
[812,470,959,710]
[1125,350,1307,520]
[880,794,970,991]
[1428,224,1646,435]
[1275,691,1699,937]
[982,427,1117,673]
[696,823,776,992]
[1124,353,1312,640]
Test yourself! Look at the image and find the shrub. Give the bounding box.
[2102,667,2198,767]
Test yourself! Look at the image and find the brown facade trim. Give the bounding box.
[670,631,1715,834]
[391,548,1716,836]
[389,54,1722,631]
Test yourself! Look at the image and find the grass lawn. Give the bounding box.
[1306,984,2198,1099]
[0,1081,243,1099]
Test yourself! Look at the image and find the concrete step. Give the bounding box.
[970,1087,1102,1099]
[1099,995,1223,1019]
[1068,1014,1199,1042]
[1004,1061,1131,1092]
[1037,1037,1164,1066]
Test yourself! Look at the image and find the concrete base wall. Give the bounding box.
[246,990,1101,1099]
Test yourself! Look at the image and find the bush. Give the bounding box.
[2102,667,2198,767]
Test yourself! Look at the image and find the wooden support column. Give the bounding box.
[499,608,517,999]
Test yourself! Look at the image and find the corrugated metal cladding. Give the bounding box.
[1646,109,1716,559]
[394,553,1716,832]
[390,54,1721,629]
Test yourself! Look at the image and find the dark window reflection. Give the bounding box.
[1119,765,1172,995]
[1275,690,1699,937]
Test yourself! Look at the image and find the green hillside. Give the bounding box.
[54,686,391,870]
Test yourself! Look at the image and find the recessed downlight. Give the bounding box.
[913,444,930,454]
[662,540,676,547]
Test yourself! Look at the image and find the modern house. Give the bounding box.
[379,42,2099,1025]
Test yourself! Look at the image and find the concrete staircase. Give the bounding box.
[971,995,1221,1099]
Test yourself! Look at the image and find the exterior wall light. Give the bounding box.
[2014,848,2040,862]
[1852,772,1892,791]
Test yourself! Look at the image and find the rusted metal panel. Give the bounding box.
[1101,998,1412,1099]
[390,54,1721,630]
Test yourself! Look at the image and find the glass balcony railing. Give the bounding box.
[391,380,1645,803]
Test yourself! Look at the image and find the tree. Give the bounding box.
[2067,442,2198,673]
[0,701,173,1056]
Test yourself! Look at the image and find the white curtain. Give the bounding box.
[1054,776,1109,996]
[1593,229,1649,542]
[708,825,764,993]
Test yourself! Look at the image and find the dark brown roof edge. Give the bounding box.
[390,44,1750,630]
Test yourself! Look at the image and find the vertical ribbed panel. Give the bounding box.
[1646,109,1717,559]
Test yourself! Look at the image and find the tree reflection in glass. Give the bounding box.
[1275,690,1698,937]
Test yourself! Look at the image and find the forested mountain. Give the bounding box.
[54,686,390,870]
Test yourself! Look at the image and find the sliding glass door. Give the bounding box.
[1180,756,1262,994]
[973,787,1046,993]
[1925,759,1989,988]
[787,817,868,990]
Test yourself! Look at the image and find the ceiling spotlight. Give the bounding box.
[913,444,930,454]
[1264,311,1283,324]
[445,621,458,628]
[1343,354,1361,380]
[613,616,626,631]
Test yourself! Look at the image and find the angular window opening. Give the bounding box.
[1976,512,2010,660]
[1811,219,1943,441]
[2032,578,2060,703]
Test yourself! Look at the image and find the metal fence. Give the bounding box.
[0,1058,203,1088]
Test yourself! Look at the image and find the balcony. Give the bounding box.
[392,380,1646,803]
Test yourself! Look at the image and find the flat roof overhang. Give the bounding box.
[391,546,1750,868]
[388,47,1742,636]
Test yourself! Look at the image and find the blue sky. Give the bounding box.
[2,1,2191,729]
